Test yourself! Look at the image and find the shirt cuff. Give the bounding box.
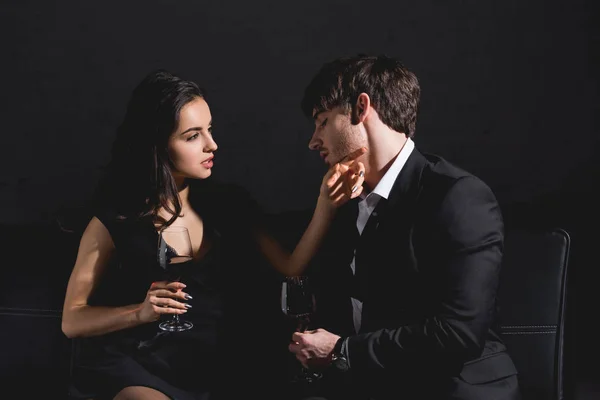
[340,337,351,368]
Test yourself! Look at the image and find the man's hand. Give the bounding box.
[288,328,340,369]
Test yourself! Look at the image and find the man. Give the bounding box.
[288,54,520,400]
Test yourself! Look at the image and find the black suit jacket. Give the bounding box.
[312,148,519,399]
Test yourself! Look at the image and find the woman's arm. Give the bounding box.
[61,217,189,338]
[255,148,366,276]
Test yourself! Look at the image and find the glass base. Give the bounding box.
[159,319,193,332]
[290,369,322,384]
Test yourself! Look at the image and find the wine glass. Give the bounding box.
[281,276,322,383]
[157,226,194,332]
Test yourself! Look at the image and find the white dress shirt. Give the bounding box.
[350,138,415,333]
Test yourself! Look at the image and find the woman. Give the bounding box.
[62,70,365,400]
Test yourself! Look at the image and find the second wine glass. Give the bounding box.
[157,225,194,332]
[281,275,323,383]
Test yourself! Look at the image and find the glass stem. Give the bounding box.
[174,314,181,324]
[297,315,310,332]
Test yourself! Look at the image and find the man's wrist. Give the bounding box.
[333,336,345,355]
[330,336,349,372]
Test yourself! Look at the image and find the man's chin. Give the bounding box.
[328,155,344,166]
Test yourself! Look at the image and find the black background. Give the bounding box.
[1,0,598,396]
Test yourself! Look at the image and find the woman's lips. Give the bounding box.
[201,157,214,168]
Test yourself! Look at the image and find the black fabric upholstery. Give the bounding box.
[0,210,573,400]
[0,222,74,397]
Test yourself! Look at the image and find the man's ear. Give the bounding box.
[351,93,371,125]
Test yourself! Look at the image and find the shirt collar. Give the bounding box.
[364,138,415,201]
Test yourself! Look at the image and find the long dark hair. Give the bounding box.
[94,69,206,229]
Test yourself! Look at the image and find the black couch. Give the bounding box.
[0,221,74,396]
[0,205,578,399]
[0,209,308,398]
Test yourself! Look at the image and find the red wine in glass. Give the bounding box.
[281,276,323,383]
[157,226,194,332]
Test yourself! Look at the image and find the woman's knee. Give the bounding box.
[113,386,170,400]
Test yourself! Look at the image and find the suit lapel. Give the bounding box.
[358,148,429,253]
[386,147,429,212]
[357,148,429,331]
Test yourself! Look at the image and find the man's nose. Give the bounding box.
[308,131,320,151]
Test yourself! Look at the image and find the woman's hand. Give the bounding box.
[320,147,367,208]
[136,281,191,324]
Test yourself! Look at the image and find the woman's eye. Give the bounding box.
[186,133,199,141]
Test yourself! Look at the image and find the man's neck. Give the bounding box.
[364,133,408,191]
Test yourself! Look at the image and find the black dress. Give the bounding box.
[69,181,287,400]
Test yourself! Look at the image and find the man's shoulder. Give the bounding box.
[416,151,496,206]
[420,151,491,190]
[421,152,474,180]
